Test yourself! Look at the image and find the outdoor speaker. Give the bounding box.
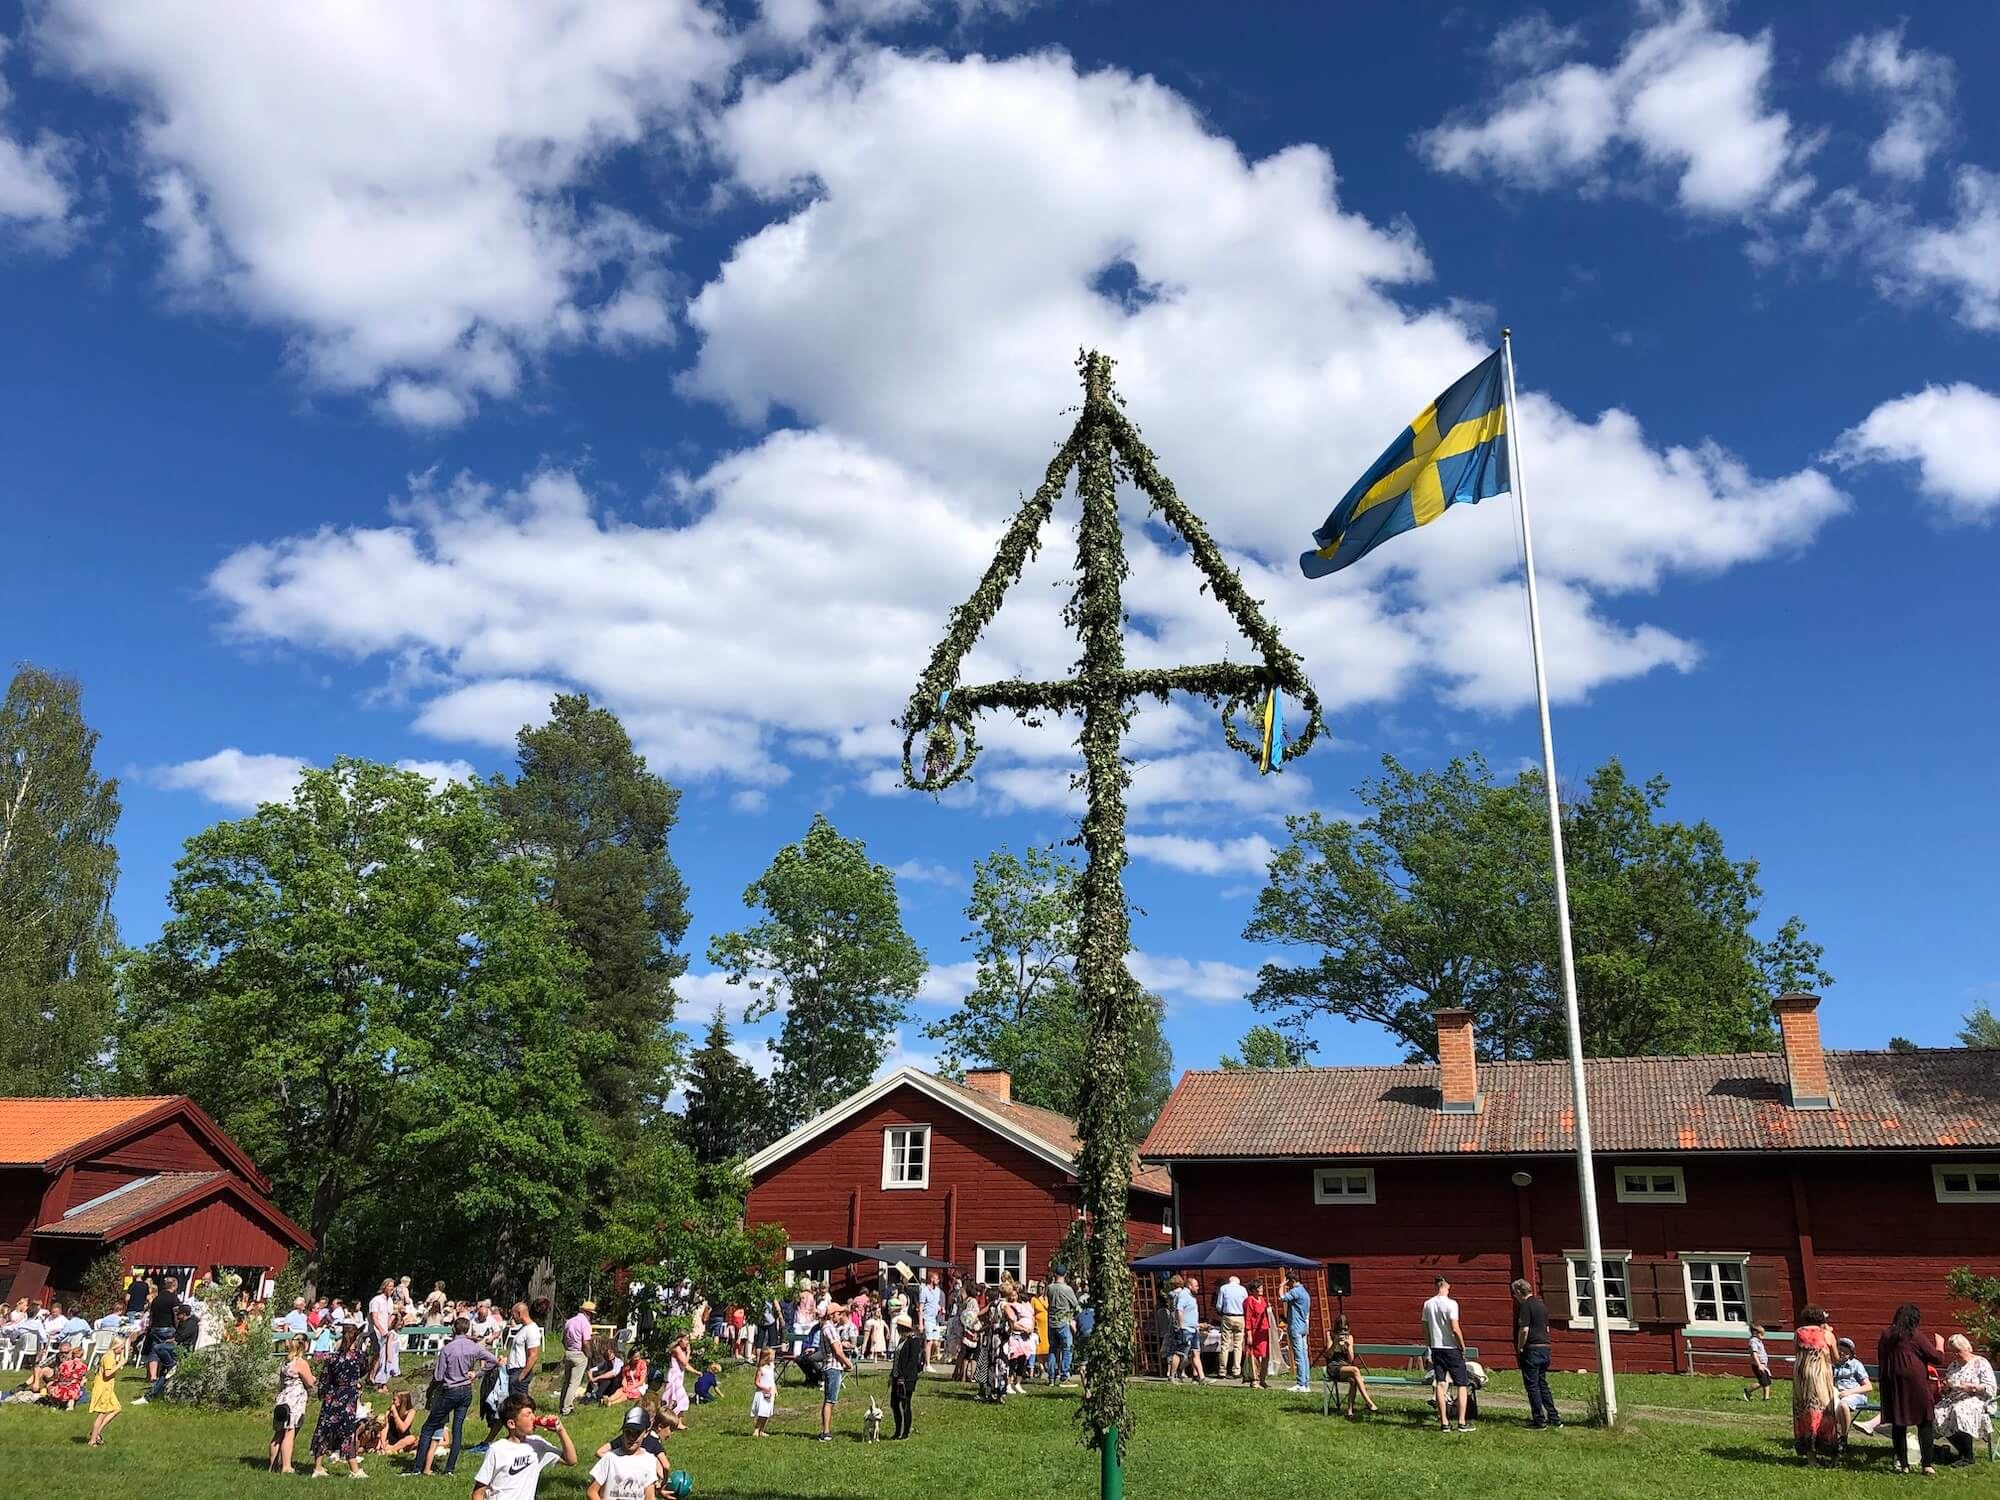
[1326,1262,1352,1297]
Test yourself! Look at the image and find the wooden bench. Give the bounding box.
[1683,1328,1794,1377]
[1322,1344,1479,1417]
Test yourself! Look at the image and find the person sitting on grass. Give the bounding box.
[472,1392,574,1500]
[46,1337,88,1409]
[692,1362,722,1404]
[619,1350,650,1404]
[586,1333,624,1403]
[375,1388,420,1456]
[1323,1316,1379,1418]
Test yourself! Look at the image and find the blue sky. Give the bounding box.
[3,0,1995,1077]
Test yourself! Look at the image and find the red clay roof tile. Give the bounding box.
[0,1097,179,1167]
[1141,1050,2000,1160]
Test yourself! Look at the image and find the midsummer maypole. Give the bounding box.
[900,351,1325,1496]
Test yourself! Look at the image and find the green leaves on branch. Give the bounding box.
[707,813,926,1132]
[0,666,121,1095]
[924,843,1174,1138]
[118,758,609,1292]
[1219,1025,1309,1070]
[1244,754,1833,1062]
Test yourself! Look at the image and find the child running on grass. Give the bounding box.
[87,1336,125,1445]
[1744,1324,1774,1401]
[751,1348,777,1437]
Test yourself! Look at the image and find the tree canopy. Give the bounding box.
[1959,1006,2000,1049]
[118,759,609,1292]
[0,666,120,1094]
[708,813,926,1130]
[1219,1024,1308,1069]
[489,692,690,1137]
[923,842,1172,1136]
[1244,755,1832,1061]
[680,1007,774,1165]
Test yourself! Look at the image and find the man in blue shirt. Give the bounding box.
[1166,1277,1205,1384]
[275,1297,310,1335]
[1282,1273,1312,1393]
[1214,1275,1248,1379]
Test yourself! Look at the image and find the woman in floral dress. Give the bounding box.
[308,1325,368,1479]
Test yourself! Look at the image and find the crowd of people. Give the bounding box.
[4,1257,1995,1488]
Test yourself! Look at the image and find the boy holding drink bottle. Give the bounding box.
[472,1393,576,1500]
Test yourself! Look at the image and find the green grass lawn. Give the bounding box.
[4,1360,1995,1498]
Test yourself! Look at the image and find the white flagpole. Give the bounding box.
[1500,327,1618,1427]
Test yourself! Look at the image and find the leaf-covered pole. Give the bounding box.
[897,351,1325,1484]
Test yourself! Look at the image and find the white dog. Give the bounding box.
[862,1397,884,1442]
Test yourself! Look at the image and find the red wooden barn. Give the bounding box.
[1142,995,2000,1373]
[744,1067,1173,1286]
[0,1096,312,1305]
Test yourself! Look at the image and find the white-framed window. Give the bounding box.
[1681,1255,1751,1329]
[1613,1165,1686,1205]
[882,1125,931,1189]
[975,1244,1025,1286]
[1933,1163,2000,1203]
[1312,1167,1376,1205]
[876,1241,927,1264]
[785,1243,829,1288]
[1565,1252,1636,1331]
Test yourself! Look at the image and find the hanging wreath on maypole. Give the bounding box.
[898,351,1323,1493]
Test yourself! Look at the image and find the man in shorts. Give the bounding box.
[816,1300,854,1442]
[1421,1275,1473,1433]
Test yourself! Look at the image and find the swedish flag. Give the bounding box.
[1301,350,1510,578]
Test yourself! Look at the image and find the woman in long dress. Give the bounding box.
[1933,1334,1996,1468]
[1790,1307,1840,1464]
[308,1325,368,1479]
[1876,1302,1941,1476]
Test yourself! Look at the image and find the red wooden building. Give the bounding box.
[0,1096,312,1305]
[1142,996,2000,1373]
[745,1067,1173,1286]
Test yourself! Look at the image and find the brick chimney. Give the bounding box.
[1435,1008,1480,1115]
[1774,992,1832,1109]
[963,1068,1012,1104]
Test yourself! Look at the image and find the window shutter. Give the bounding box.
[1626,1260,1663,1323]
[1536,1256,1572,1320]
[1746,1259,1787,1326]
[1625,1260,1689,1325]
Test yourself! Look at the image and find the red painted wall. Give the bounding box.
[1172,1153,2000,1374]
[90,1118,236,1179]
[0,1167,42,1296]
[120,1190,296,1274]
[747,1083,1169,1282]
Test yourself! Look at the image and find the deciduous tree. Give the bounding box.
[118,759,607,1292]
[923,843,1173,1135]
[1219,1024,1308,1069]
[0,667,120,1093]
[708,814,925,1130]
[1245,755,1832,1061]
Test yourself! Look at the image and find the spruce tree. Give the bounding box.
[681,1008,774,1164]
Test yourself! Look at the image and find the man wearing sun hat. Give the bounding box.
[560,1298,597,1415]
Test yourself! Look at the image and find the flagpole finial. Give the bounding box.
[1501,325,1512,339]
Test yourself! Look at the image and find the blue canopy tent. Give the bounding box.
[1130,1236,1320,1271]
[1129,1237,1328,1380]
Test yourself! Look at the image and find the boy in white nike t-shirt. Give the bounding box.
[588,1406,659,1500]
[473,1393,575,1500]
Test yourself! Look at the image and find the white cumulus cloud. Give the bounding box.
[1419,1,1815,217]
[1827,27,1954,183]
[0,38,75,247]
[39,0,734,425]
[149,749,307,811]
[1831,384,2000,522]
[1127,833,1274,878]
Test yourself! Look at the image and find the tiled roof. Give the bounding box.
[926,1074,1175,1198]
[0,1097,179,1167]
[1141,1050,2000,1161]
[35,1172,227,1237]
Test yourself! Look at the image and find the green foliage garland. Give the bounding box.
[897,352,1324,1462]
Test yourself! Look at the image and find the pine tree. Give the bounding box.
[491,693,691,1137]
[0,666,120,1094]
[681,1008,774,1164]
